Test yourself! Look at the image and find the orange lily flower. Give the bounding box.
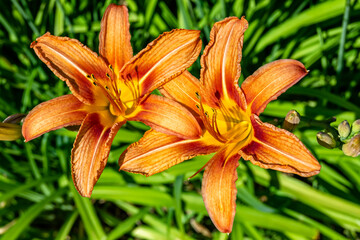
[22,4,202,197]
[120,17,321,233]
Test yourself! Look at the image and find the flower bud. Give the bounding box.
[3,113,26,124]
[65,125,80,132]
[317,132,336,149]
[282,110,301,132]
[342,134,360,157]
[338,120,351,139]
[0,122,22,141]
[352,119,360,134]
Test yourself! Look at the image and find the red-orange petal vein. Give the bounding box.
[200,17,248,109]
[241,59,308,115]
[99,4,133,73]
[160,70,201,116]
[71,112,123,197]
[31,33,113,106]
[22,95,91,141]
[120,29,202,99]
[119,130,220,176]
[129,95,202,139]
[241,115,321,176]
[202,148,240,233]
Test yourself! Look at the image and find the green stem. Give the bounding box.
[336,0,351,75]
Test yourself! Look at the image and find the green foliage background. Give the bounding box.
[1,0,360,239]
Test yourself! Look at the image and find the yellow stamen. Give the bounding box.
[85,74,125,115]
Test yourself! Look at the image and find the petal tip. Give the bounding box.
[72,172,95,198]
[78,188,92,198]
[22,123,32,142]
[30,40,37,48]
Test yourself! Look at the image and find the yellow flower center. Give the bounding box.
[117,76,140,115]
[87,65,141,117]
[200,96,253,150]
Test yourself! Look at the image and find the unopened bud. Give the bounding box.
[352,119,360,134]
[338,120,351,139]
[0,122,22,141]
[317,132,336,149]
[65,125,80,132]
[282,110,301,132]
[342,134,360,157]
[3,113,26,124]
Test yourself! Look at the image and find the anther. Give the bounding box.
[109,65,113,71]
[195,104,200,109]
[91,74,96,80]
[86,74,91,79]
[106,73,111,78]
[204,112,208,117]
[195,92,200,99]
[92,82,97,86]
[105,86,109,90]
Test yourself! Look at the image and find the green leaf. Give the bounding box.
[55,211,79,240]
[107,207,149,240]
[255,0,349,52]
[71,185,106,240]
[1,188,66,240]
[92,185,174,207]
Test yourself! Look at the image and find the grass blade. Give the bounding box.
[1,188,66,240]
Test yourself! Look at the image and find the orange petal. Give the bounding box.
[129,94,202,139]
[159,70,201,116]
[120,29,202,99]
[200,17,248,109]
[119,130,220,176]
[202,148,240,233]
[241,115,321,176]
[241,59,308,115]
[22,95,91,141]
[99,4,132,73]
[71,112,123,197]
[31,33,113,106]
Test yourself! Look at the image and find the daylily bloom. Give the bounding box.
[119,17,321,233]
[22,4,202,197]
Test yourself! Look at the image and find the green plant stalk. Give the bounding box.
[115,201,193,240]
[0,188,67,240]
[283,208,349,240]
[250,165,360,219]
[55,211,79,240]
[71,185,106,240]
[181,193,318,238]
[0,175,59,202]
[107,208,149,240]
[336,0,351,74]
[174,175,185,234]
